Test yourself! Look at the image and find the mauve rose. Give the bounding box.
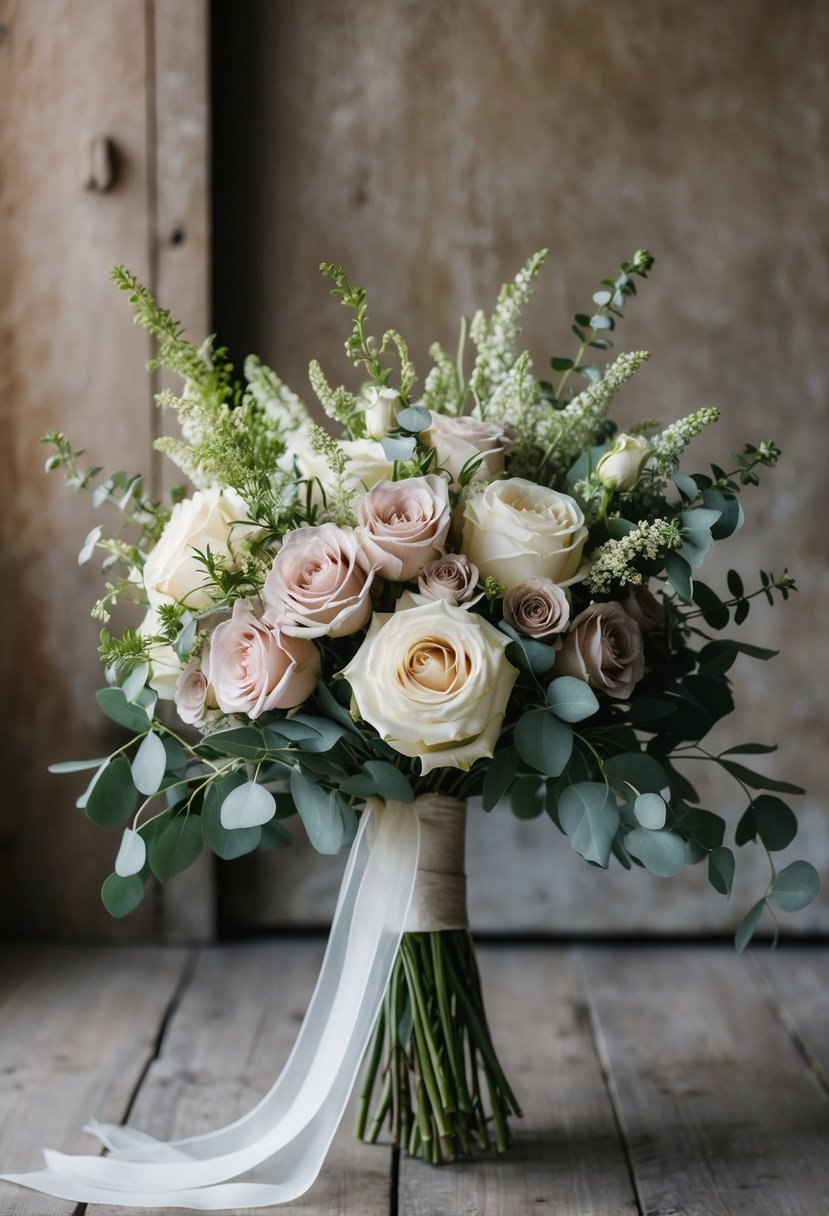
[503,576,570,638]
[210,600,320,719]
[417,554,480,605]
[622,585,665,634]
[423,413,511,485]
[175,652,214,727]
[263,523,376,639]
[556,601,645,700]
[357,475,451,582]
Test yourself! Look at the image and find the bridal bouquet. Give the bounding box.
[46,250,817,1164]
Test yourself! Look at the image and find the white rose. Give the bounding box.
[595,433,651,492]
[143,488,252,611]
[422,412,511,485]
[282,437,394,501]
[342,599,518,774]
[138,608,182,701]
[461,478,588,590]
[363,386,402,440]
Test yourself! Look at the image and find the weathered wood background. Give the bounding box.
[1,0,826,938]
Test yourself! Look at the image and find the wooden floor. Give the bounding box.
[0,941,827,1215]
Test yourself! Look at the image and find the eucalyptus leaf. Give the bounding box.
[49,757,107,774]
[131,731,167,797]
[149,815,203,882]
[665,552,693,602]
[558,782,619,868]
[605,752,668,795]
[633,792,667,830]
[114,828,147,877]
[395,405,431,433]
[735,898,766,953]
[673,474,698,501]
[381,434,417,462]
[202,778,261,860]
[290,769,357,854]
[769,861,820,912]
[482,749,520,812]
[752,795,797,852]
[720,760,805,796]
[624,827,686,877]
[220,781,276,830]
[510,775,544,820]
[86,756,137,827]
[546,676,600,723]
[96,687,153,733]
[707,846,735,896]
[121,661,150,703]
[78,525,103,565]
[101,872,145,919]
[498,621,556,677]
[340,761,415,804]
[514,710,573,777]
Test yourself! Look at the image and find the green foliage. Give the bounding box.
[149,815,203,882]
[101,872,145,918]
[558,783,619,867]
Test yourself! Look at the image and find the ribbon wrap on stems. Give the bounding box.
[1,796,466,1210]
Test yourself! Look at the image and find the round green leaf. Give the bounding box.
[558,783,619,868]
[482,749,520,812]
[114,828,147,877]
[290,769,357,854]
[753,796,797,852]
[395,405,431,433]
[624,828,686,877]
[49,757,108,774]
[96,687,153,733]
[735,898,766,953]
[546,676,600,723]
[202,796,261,860]
[131,731,167,797]
[85,756,138,827]
[101,872,145,919]
[510,775,544,820]
[514,710,573,777]
[220,781,276,830]
[149,815,203,883]
[633,793,666,830]
[770,861,820,913]
[604,752,668,795]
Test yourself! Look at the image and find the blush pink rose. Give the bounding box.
[556,601,645,700]
[422,413,511,485]
[263,523,376,639]
[209,600,320,718]
[174,652,214,726]
[357,474,452,582]
[417,554,480,605]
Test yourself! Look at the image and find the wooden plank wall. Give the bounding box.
[0,0,211,940]
[213,0,829,935]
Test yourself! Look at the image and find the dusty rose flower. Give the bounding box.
[622,585,665,634]
[503,576,570,638]
[263,523,376,639]
[417,554,480,605]
[423,412,511,484]
[174,651,214,726]
[210,600,320,719]
[357,475,451,582]
[556,601,644,700]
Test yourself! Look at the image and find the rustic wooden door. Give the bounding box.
[0,0,211,939]
[211,0,829,937]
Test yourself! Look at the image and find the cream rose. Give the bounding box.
[143,487,252,611]
[281,436,393,500]
[363,386,402,440]
[461,478,588,590]
[417,554,480,605]
[556,601,644,700]
[138,608,182,701]
[357,475,451,582]
[342,599,518,774]
[263,523,377,639]
[503,576,570,638]
[595,433,651,491]
[423,412,511,485]
[209,600,320,719]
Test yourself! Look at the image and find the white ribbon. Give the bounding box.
[2,798,421,1209]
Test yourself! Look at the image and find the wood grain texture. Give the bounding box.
[581,946,829,1215]
[0,0,157,938]
[398,945,638,1216]
[753,946,829,1091]
[92,940,393,1216]
[214,0,829,934]
[0,943,187,1215]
